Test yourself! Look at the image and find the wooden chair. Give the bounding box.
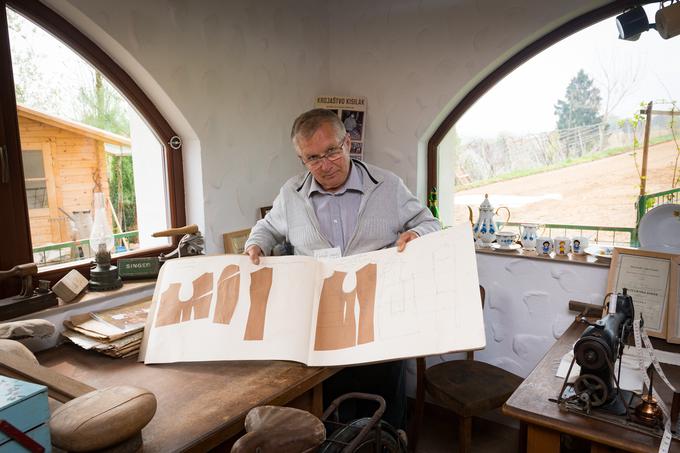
[410,286,524,453]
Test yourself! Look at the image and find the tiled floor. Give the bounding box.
[413,406,520,453]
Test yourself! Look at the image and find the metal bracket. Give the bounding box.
[168,135,182,150]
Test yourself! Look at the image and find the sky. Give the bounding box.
[455,4,680,141]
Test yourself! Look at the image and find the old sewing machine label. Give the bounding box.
[118,258,160,279]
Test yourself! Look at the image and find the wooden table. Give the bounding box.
[38,344,338,452]
[503,321,680,453]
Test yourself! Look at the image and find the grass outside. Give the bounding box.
[456,134,676,191]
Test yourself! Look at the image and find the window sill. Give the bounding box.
[475,246,610,268]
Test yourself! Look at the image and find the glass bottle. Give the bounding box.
[428,187,440,219]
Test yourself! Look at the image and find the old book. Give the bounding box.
[61,330,143,355]
[90,299,151,333]
[140,224,485,366]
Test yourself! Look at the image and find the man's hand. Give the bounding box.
[245,245,263,265]
[396,231,419,252]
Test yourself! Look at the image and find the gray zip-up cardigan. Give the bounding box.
[244,160,441,257]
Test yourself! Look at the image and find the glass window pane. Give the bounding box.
[7,7,170,267]
[439,5,680,246]
[22,149,44,178]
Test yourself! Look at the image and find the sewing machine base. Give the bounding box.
[559,386,674,439]
[0,292,58,321]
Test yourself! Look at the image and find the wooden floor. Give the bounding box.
[415,405,520,453]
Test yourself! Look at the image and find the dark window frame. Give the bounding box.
[426,0,650,191]
[0,0,185,295]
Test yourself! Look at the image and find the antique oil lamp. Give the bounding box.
[88,193,122,291]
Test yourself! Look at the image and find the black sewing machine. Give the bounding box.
[0,263,57,321]
[555,289,680,437]
[567,288,635,415]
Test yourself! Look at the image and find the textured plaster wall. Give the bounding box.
[45,0,609,252]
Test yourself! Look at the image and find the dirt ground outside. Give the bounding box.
[452,140,678,241]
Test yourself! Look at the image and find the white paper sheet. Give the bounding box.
[140,224,485,366]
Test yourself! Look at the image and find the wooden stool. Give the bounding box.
[410,286,524,453]
[231,405,325,453]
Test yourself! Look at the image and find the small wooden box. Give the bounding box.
[0,375,51,452]
[52,269,88,303]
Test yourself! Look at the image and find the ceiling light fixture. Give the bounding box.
[616,6,651,40]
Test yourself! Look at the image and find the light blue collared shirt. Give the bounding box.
[308,162,363,253]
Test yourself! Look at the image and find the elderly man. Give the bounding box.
[244,108,440,428]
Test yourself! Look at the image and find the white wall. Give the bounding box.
[43,0,610,253]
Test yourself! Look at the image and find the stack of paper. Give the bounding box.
[61,299,150,358]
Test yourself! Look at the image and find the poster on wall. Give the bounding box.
[315,95,366,161]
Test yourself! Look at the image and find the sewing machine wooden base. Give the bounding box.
[0,292,57,321]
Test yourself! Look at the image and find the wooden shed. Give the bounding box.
[17,104,130,248]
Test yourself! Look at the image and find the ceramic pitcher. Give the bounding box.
[468,194,511,248]
[520,223,540,251]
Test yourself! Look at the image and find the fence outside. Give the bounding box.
[499,222,636,247]
[33,230,139,266]
[453,121,673,185]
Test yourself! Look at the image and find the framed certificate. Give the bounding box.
[606,248,673,339]
[666,257,680,343]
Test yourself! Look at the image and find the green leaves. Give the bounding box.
[554,69,603,131]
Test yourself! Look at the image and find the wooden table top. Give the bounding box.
[38,344,338,452]
[503,321,680,453]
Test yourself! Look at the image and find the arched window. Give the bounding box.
[429,2,679,247]
[0,0,185,298]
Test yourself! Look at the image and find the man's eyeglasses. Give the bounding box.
[300,137,346,169]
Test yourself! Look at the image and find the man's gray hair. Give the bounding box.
[291,108,346,145]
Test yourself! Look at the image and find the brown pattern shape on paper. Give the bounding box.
[213,264,241,324]
[155,272,213,327]
[244,267,273,341]
[355,263,376,344]
[314,264,378,351]
[314,271,358,351]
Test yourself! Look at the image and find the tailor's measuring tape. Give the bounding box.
[633,319,675,453]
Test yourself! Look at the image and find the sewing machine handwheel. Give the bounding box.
[574,375,608,407]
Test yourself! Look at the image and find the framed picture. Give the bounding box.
[223,228,251,254]
[606,247,674,339]
[259,206,272,219]
[665,257,680,343]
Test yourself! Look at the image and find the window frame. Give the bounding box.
[0,0,185,295]
[426,0,649,192]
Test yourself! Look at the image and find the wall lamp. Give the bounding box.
[616,6,651,40]
[616,1,680,40]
